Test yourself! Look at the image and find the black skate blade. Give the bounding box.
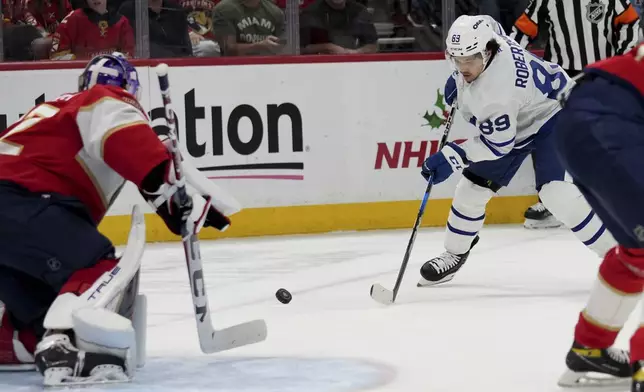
[558,369,630,389]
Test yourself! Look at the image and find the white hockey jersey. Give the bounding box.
[448,31,573,163]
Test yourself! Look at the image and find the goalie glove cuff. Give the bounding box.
[141,159,231,236]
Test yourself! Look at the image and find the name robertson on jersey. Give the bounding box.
[503,36,529,89]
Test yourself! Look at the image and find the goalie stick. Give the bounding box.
[370,106,457,305]
[155,64,267,353]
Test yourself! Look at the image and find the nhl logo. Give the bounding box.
[586,0,606,24]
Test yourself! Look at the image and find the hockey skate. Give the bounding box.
[35,332,130,387]
[417,236,479,287]
[558,341,631,388]
[523,202,562,229]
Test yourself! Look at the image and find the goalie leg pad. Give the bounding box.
[44,206,146,331]
[444,176,494,255]
[539,180,616,257]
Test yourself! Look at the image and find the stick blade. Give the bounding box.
[201,319,268,354]
[370,283,394,305]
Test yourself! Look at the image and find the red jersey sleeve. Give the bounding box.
[75,85,170,187]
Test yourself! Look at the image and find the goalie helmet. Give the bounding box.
[78,52,141,100]
[445,15,497,66]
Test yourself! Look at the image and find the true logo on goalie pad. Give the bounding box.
[87,267,121,301]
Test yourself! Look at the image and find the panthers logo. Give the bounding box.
[187,10,212,35]
[98,20,109,37]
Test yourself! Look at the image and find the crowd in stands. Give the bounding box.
[0,0,639,61]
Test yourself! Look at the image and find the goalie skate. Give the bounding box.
[417,236,479,287]
[524,202,562,229]
[36,333,131,388]
[557,342,631,388]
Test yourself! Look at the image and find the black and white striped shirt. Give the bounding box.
[511,0,640,71]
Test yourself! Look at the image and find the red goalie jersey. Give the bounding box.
[50,8,134,60]
[0,86,170,224]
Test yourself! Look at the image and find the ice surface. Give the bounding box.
[1,225,640,391]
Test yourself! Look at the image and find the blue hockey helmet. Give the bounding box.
[78,52,141,99]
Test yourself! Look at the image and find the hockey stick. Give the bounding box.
[370,107,457,305]
[155,64,267,353]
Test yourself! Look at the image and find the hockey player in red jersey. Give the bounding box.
[0,53,239,386]
[50,0,134,60]
[554,43,644,390]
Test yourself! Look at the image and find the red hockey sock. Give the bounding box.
[59,258,119,296]
[0,309,36,363]
[575,246,644,348]
[632,327,644,363]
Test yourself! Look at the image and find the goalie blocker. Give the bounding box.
[0,53,241,386]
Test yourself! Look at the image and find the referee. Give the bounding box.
[511,0,640,77]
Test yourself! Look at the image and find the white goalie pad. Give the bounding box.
[44,205,146,330]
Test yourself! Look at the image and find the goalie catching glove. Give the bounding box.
[141,136,241,235]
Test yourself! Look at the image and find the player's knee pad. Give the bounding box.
[445,176,494,254]
[539,181,616,257]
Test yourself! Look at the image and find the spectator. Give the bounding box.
[22,0,72,36]
[181,0,221,56]
[119,0,193,58]
[300,0,377,54]
[212,0,285,56]
[50,0,134,60]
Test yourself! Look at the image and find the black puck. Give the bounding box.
[275,288,292,304]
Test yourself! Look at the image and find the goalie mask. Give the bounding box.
[78,52,141,100]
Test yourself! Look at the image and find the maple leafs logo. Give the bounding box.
[422,89,450,129]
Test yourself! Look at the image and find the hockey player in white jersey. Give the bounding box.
[417,15,616,286]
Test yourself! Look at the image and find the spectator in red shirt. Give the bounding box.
[50,0,134,60]
[23,0,73,36]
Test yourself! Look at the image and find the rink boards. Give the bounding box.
[0,59,538,244]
